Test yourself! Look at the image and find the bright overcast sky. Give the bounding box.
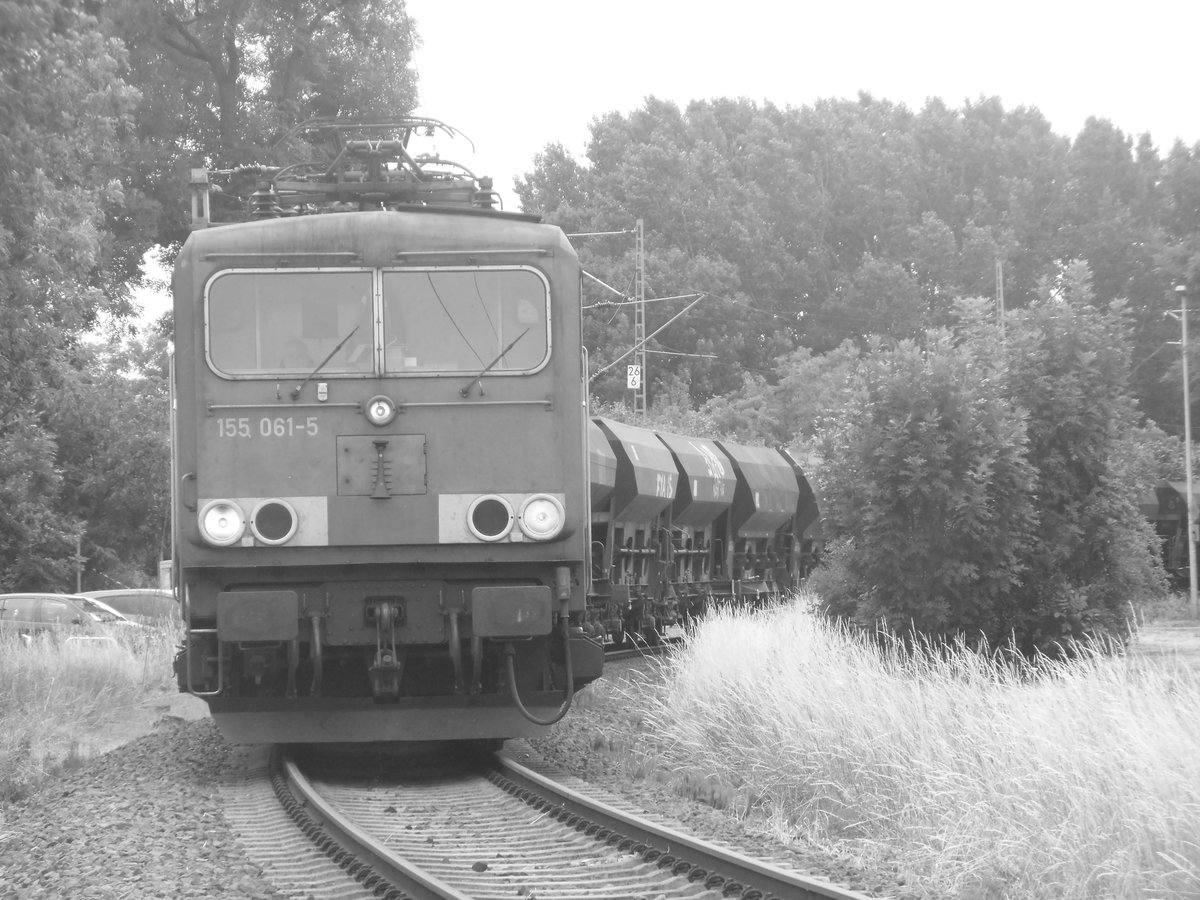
[130,1,1200,325]
[407,0,1200,211]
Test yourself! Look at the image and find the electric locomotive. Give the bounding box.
[172,119,602,743]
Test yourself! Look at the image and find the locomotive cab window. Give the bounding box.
[207,270,375,377]
[205,267,549,378]
[381,268,549,374]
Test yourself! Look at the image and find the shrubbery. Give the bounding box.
[806,265,1168,654]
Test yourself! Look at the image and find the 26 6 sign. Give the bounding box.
[626,364,642,390]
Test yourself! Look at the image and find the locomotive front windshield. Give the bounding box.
[206,267,549,377]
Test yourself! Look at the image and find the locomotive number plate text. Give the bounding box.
[217,416,319,439]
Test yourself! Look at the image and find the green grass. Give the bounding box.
[609,598,1200,900]
[0,627,180,801]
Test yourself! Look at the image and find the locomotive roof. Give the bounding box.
[179,208,573,269]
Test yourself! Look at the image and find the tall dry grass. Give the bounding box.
[0,626,180,800]
[625,599,1200,899]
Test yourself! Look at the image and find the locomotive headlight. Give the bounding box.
[250,499,298,545]
[467,494,515,542]
[364,394,397,426]
[198,499,245,546]
[518,494,566,541]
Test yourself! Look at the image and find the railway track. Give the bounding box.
[604,629,687,662]
[229,746,883,900]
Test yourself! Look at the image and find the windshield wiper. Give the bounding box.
[292,326,361,399]
[460,328,529,398]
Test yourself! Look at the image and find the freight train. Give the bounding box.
[586,418,820,645]
[171,118,819,745]
[1144,481,1194,584]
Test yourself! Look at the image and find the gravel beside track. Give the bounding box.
[0,718,286,900]
[0,657,910,899]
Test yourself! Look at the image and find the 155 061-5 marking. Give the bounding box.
[217,416,319,438]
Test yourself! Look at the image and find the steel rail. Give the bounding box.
[604,635,682,662]
[274,745,887,900]
[275,750,470,900]
[490,755,884,900]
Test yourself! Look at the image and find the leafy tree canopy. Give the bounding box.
[520,95,1200,436]
[98,0,421,252]
[0,0,420,590]
[805,264,1167,653]
[0,0,137,589]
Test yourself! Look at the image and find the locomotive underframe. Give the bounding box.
[177,562,603,740]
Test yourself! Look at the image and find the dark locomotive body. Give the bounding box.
[172,124,601,743]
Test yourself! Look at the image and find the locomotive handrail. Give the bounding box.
[396,398,554,410]
[182,585,223,698]
[207,402,362,413]
[201,251,362,262]
[179,472,198,511]
[393,248,552,259]
[182,626,222,698]
[205,398,555,413]
[273,115,470,155]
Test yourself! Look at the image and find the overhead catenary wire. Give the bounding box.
[644,348,719,358]
[581,269,628,301]
[589,294,707,382]
[582,291,705,310]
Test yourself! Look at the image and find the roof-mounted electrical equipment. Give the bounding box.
[190,117,506,228]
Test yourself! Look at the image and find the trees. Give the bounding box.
[520,97,808,405]
[806,327,1039,644]
[50,337,172,590]
[521,94,1197,445]
[807,277,1167,653]
[0,0,421,590]
[518,96,1071,404]
[98,0,421,249]
[0,0,138,590]
[989,265,1165,647]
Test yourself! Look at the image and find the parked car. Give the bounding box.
[0,593,125,646]
[72,595,145,629]
[80,589,179,626]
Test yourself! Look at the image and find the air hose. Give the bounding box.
[505,600,575,726]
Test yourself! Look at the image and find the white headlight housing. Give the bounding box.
[467,494,515,542]
[364,394,397,426]
[250,499,298,545]
[198,499,245,546]
[518,494,566,541]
